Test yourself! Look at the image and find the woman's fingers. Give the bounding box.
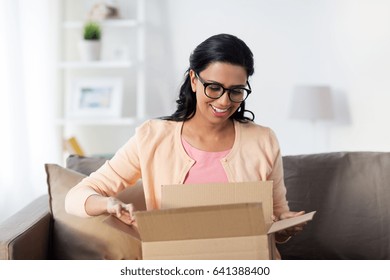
[280,210,305,220]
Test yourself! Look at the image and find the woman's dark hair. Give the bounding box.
[163,33,255,122]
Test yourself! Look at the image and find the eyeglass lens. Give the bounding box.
[205,84,249,102]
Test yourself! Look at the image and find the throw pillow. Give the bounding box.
[66,154,108,176]
[45,163,142,260]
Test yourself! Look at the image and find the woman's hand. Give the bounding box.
[106,197,135,226]
[274,211,306,243]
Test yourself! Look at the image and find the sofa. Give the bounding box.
[1,151,390,260]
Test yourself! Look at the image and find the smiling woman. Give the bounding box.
[65,34,307,260]
[0,0,60,223]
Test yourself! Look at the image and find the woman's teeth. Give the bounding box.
[212,105,228,113]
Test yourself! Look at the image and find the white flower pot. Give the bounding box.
[78,40,101,61]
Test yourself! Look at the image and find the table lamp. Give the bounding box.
[289,85,334,153]
[290,85,334,122]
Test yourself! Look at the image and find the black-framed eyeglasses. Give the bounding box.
[195,73,251,103]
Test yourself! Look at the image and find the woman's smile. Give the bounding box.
[210,104,231,117]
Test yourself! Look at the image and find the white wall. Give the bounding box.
[163,0,390,155]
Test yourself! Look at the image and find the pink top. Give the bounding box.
[181,138,231,184]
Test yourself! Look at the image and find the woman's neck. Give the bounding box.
[182,117,235,152]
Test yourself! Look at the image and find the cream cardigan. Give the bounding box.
[65,119,289,217]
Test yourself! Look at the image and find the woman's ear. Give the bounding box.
[189,69,197,92]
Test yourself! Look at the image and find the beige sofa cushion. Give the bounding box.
[45,163,143,259]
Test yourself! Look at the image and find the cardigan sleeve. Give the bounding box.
[65,132,142,217]
[267,128,290,217]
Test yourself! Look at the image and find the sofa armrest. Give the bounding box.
[0,195,51,259]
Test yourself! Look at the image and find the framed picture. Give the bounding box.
[67,78,123,119]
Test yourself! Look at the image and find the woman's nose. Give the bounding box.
[217,91,232,105]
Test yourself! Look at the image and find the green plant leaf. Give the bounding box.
[83,21,101,40]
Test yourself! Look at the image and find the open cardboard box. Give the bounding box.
[103,181,315,259]
[133,181,316,260]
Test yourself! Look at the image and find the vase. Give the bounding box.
[78,40,101,61]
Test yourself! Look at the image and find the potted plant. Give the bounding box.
[79,21,102,61]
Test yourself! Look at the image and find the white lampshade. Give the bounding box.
[290,85,334,121]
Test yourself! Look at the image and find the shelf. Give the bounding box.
[57,0,146,156]
[58,60,135,69]
[55,117,142,126]
[63,19,140,29]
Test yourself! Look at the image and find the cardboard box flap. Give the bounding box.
[135,203,267,242]
[267,211,316,234]
[161,181,273,224]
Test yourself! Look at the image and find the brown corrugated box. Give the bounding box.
[134,181,315,260]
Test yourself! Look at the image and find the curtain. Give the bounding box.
[0,0,61,222]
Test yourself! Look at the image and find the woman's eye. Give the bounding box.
[230,88,244,95]
[208,85,222,91]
